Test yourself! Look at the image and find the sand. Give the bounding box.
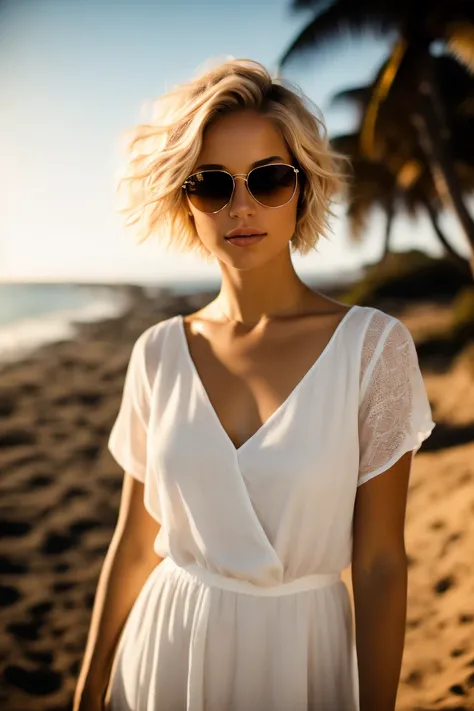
[1,286,473,710]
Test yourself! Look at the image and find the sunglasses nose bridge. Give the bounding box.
[228,174,256,210]
[233,174,249,189]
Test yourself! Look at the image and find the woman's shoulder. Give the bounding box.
[350,303,404,336]
[135,314,180,348]
[128,315,180,377]
[341,304,412,371]
[317,295,398,328]
[351,305,419,388]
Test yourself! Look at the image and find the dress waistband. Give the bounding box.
[161,556,341,597]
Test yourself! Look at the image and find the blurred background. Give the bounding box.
[1,1,474,709]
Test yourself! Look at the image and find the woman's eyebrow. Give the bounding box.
[194,155,284,171]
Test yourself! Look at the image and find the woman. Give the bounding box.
[73,58,435,711]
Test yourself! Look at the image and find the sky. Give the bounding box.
[1,0,471,285]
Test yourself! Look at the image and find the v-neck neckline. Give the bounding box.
[176,305,358,456]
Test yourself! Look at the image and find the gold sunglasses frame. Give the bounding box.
[181,162,300,214]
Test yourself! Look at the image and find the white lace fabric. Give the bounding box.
[358,311,436,487]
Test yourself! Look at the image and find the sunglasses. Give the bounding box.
[182,162,300,214]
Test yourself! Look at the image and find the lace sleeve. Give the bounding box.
[357,313,436,487]
[107,329,151,482]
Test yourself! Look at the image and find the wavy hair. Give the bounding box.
[116,56,349,262]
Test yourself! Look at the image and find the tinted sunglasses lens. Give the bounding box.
[185,171,233,212]
[248,164,296,207]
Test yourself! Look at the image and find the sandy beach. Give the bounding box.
[1,284,473,710]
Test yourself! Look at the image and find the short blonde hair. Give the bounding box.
[116,57,347,263]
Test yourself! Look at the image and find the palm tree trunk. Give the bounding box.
[412,52,474,275]
[421,196,471,275]
[380,205,394,263]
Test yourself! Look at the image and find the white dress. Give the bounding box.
[106,304,435,711]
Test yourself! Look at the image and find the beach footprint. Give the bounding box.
[4,664,63,696]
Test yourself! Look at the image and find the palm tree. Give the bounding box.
[329,132,397,256]
[332,55,474,172]
[277,1,474,271]
[330,54,474,272]
[331,130,472,274]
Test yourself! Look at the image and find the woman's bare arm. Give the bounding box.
[352,450,412,711]
[73,473,163,709]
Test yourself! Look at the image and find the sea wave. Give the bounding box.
[0,288,130,365]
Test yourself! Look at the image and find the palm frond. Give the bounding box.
[288,0,333,15]
[445,21,474,73]
[277,3,398,69]
[330,132,360,156]
[346,189,394,243]
[329,86,372,111]
[360,38,407,159]
[433,53,474,112]
[458,96,474,114]
[396,160,423,190]
[451,116,474,164]
[330,130,398,243]
[455,164,474,206]
[346,200,371,242]
[288,0,413,16]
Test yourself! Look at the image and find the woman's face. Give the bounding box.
[185,110,301,267]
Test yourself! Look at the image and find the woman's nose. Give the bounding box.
[228,177,256,216]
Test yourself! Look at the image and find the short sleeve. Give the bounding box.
[107,330,151,482]
[357,316,436,487]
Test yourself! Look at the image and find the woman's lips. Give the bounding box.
[225,226,266,238]
[225,234,266,247]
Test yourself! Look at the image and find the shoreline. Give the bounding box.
[0,287,131,369]
[0,270,360,369]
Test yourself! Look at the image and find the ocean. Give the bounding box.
[0,279,223,365]
[0,269,360,365]
[0,284,130,364]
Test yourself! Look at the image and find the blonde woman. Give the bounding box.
[73,58,435,711]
